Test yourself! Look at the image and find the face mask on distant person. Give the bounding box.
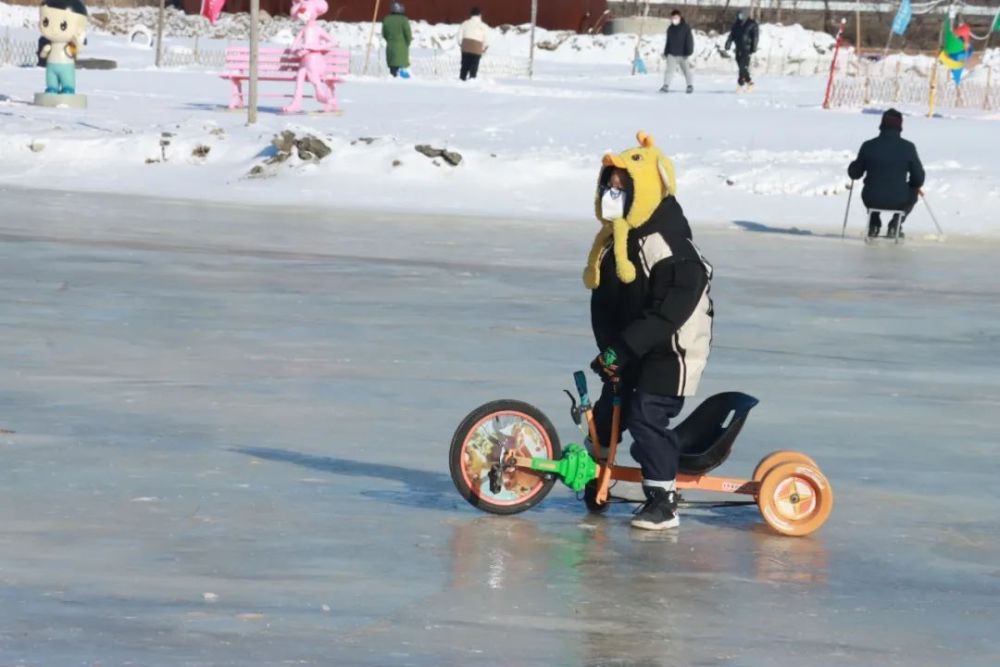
[600,186,625,222]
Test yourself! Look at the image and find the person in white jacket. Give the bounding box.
[457,7,490,80]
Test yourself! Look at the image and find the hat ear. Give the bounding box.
[636,131,655,148]
[656,157,676,197]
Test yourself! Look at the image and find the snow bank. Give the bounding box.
[0,54,996,237]
[0,2,29,28]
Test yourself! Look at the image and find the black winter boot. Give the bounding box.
[631,485,679,530]
[867,213,882,238]
[887,214,903,239]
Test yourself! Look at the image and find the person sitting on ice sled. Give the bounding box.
[848,108,925,239]
[584,131,714,531]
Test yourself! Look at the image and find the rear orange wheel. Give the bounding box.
[752,450,818,483]
[757,462,833,537]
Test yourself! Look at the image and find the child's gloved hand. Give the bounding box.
[590,346,627,385]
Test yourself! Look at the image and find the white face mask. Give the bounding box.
[600,187,625,222]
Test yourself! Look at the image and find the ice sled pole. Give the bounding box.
[841,180,855,239]
[919,191,946,238]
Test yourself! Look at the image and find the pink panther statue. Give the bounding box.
[283,0,338,113]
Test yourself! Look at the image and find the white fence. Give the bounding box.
[646,48,837,76]
[355,47,531,78]
[826,54,1000,112]
[0,33,39,67]
[161,43,530,78]
[1,32,530,78]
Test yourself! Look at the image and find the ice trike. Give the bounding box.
[449,371,833,536]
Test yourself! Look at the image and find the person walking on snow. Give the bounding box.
[660,10,694,94]
[725,9,758,91]
[458,7,490,80]
[585,131,714,531]
[848,108,925,239]
[381,2,411,78]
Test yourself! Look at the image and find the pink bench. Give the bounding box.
[220,46,349,112]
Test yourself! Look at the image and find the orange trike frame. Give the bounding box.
[589,397,759,501]
[510,395,759,503]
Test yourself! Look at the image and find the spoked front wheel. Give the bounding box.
[449,400,562,515]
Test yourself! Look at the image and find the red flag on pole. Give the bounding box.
[201,0,226,24]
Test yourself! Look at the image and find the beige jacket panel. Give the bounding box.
[458,17,490,54]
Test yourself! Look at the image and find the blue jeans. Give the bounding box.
[592,382,684,483]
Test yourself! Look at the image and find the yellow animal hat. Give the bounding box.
[583,131,677,289]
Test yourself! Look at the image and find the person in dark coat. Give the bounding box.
[848,108,925,238]
[381,2,411,78]
[725,10,758,90]
[660,10,695,94]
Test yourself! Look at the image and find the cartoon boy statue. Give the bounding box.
[37,0,88,105]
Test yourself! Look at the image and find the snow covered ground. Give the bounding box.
[1,10,998,236]
[1,188,998,665]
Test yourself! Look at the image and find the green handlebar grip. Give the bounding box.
[574,371,590,407]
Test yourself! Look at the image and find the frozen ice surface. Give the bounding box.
[0,188,998,666]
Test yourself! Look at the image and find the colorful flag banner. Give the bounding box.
[938,15,973,86]
[891,0,912,36]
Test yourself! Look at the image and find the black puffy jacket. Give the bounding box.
[591,197,714,397]
[848,129,925,209]
[664,21,694,57]
[725,18,758,55]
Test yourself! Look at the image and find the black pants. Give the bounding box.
[389,66,400,77]
[866,189,919,227]
[736,53,752,85]
[592,382,684,483]
[460,52,481,80]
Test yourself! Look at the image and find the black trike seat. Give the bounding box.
[676,392,759,475]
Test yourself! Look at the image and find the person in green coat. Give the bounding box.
[381,2,411,77]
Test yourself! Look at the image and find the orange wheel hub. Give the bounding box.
[757,462,833,537]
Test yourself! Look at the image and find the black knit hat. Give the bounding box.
[880,108,903,130]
